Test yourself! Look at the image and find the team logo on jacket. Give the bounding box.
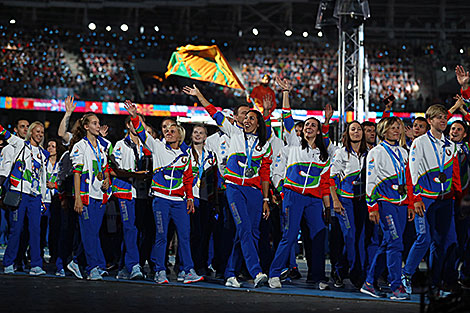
[115,147,122,157]
[181,156,188,163]
[446,149,452,156]
[255,145,262,152]
[73,149,79,157]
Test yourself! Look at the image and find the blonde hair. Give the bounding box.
[396,118,408,148]
[376,117,402,142]
[176,125,186,147]
[426,104,447,120]
[25,121,45,146]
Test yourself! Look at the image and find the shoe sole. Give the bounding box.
[184,276,204,284]
[30,273,46,276]
[360,288,382,298]
[254,276,268,288]
[130,274,143,280]
[67,264,83,279]
[225,282,241,288]
[390,296,409,300]
[334,283,344,288]
[156,280,169,284]
[268,282,282,289]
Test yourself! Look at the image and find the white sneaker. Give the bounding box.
[254,273,268,288]
[4,265,15,274]
[177,271,186,282]
[55,269,66,277]
[67,261,83,279]
[116,268,130,280]
[129,264,143,280]
[183,269,204,284]
[318,281,330,290]
[268,277,282,288]
[87,267,103,281]
[225,276,241,288]
[155,270,169,284]
[29,266,46,276]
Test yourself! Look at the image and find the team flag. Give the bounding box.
[165,45,245,90]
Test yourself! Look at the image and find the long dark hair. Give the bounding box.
[47,138,66,160]
[342,120,367,157]
[246,110,267,148]
[300,117,329,162]
[69,113,98,151]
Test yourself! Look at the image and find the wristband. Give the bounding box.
[187,198,194,202]
[282,89,290,93]
[263,198,269,202]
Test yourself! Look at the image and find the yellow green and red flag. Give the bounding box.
[165,45,245,90]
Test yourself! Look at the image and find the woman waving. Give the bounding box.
[267,77,331,289]
[124,100,203,284]
[183,85,272,288]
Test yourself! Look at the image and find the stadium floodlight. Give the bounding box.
[140,26,144,34]
[252,28,259,36]
[121,24,129,32]
[238,30,243,37]
[106,26,111,32]
[318,31,324,37]
[460,48,464,54]
[334,0,370,31]
[10,19,16,24]
[285,29,293,37]
[154,25,159,32]
[442,66,447,72]
[303,31,309,38]
[88,22,96,31]
[315,0,338,30]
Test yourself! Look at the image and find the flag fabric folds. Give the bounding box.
[165,45,245,90]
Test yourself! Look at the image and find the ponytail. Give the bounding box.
[69,113,97,151]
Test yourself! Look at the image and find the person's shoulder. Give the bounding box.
[368,144,383,156]
[412,134,428,146]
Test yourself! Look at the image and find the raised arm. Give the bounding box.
[183,85,237,137]
[382,93,394,118]
[0,124,24,151]
[456,65,470,93]
[124,100,159,153]
[58,96,76,143]
[262,93,274,140]
[276,77,299,147]
[449,94,465,115]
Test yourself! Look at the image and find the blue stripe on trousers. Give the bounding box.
[150,196,194,272]
[3,193,42,268]
[118,198,140,272]
[78,198,106,273]
[269,189,326,281]
[224,184,263,279]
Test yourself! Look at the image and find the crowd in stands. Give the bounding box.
[1,25,469,111]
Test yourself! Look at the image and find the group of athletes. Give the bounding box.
[0,64,469,301]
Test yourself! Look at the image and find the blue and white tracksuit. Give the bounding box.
[189,146,217,271]
[330,147,368,280]
[111,136,146,273]
[269,109,330,283]
[204,104,273,280]
[70,137,111,273]
[131,117,195,273]
[365,141,411,292]
[405,132,461,287]
[0,127,48,270]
